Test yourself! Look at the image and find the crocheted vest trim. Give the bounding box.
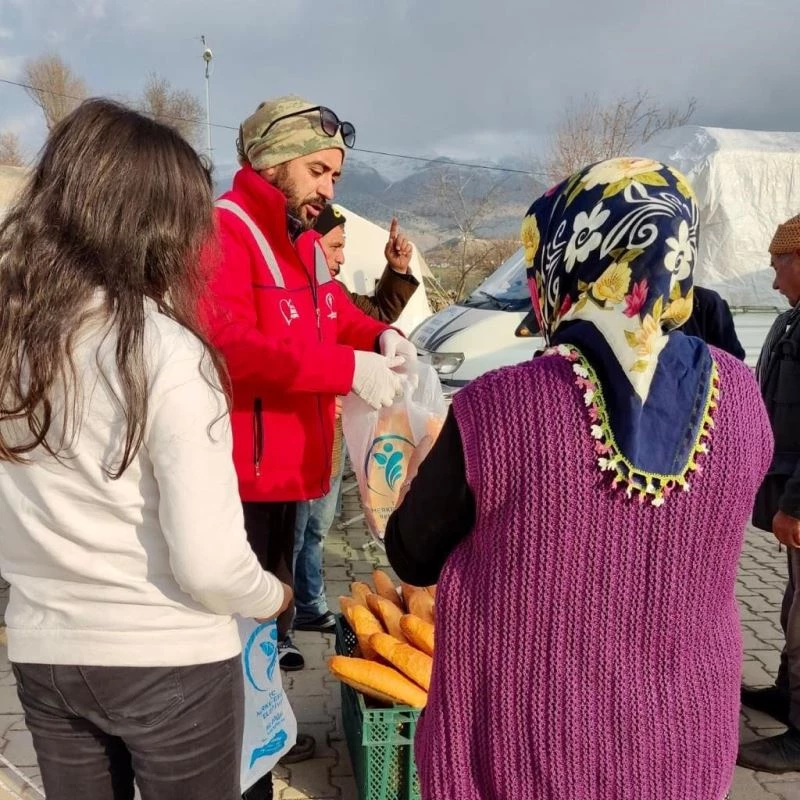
[542,343,719,507]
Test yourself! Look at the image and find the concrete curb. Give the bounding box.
[0,765,43,799]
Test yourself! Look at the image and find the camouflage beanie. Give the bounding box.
[237,95,346,170]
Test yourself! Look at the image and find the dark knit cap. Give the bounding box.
[315,204,346,236]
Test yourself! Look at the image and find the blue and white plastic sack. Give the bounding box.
[238,617,297,792]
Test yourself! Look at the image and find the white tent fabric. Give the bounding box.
[638,126,800,310]
[332,205,433,335]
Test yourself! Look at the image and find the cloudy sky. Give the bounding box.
[1,0,798,174]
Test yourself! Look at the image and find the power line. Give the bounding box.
[0,76,547,178]
[348,147,537,176]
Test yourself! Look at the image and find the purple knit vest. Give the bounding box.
[415,348,773,800]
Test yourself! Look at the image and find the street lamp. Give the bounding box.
[201,35,213,157]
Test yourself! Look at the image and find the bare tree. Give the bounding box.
[425,168,515,301]
[544,92,697,184]
[0,132,24,167]
[23,54,88,130]
[139,73,203,148]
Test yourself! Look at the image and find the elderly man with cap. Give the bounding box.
[738,214,800,773]
[202,97,416,783]
[291,206,420,635]
[313,204,420,323]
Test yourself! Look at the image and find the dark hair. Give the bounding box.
[0,98,224,478]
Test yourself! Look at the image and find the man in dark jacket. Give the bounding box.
[291,206,420,633]
[314,204,419,323]
[682,285,746,360]
[739,213,800,772]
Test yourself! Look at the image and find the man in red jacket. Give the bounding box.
[203,97,415,779]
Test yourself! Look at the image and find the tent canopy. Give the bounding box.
[639,125,800,310]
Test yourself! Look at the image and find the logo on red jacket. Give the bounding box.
[325,292,337,320]
[279,298,300,326]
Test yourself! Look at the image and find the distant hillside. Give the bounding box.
[336,154,542,249]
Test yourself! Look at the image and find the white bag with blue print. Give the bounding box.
[342,361,447,545]
[237,617,297,792]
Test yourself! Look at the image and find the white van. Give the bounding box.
[410,247,780,397]
[410,250,541,397]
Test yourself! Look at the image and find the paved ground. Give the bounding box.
[0,483,798,798]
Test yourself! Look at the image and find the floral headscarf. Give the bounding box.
[522,157,718,505]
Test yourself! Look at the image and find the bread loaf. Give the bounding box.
[366,593,407,642]
[339,596,358,627]
[350,581,372,607]
[407,588,435,625]
[370,632,433,691]
[372,569,403,609]
[400,614,435,657]
[328,655,428,708]
[350,603,384,660]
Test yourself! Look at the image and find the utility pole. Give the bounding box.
[200,35,213,158]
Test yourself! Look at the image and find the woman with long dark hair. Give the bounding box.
[0,99,290,799]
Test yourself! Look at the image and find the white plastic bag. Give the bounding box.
[342,362,447,545]
[237,617,297,792]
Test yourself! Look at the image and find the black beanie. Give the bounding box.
[314,204,346,236]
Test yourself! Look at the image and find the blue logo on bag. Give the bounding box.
[365,434,414,497]
[244,622,279,691]
[249,730,288,768]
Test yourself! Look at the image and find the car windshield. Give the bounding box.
[462,250,532,311]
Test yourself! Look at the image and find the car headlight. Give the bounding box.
[417,348,465,376]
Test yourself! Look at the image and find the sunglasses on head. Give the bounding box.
[261,105,356,149]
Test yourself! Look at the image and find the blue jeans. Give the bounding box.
[293,461,344,622]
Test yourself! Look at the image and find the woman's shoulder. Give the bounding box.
[144,302,206,361]
[142,302,220,396]
[454,351,575,410]
[709,346,759,400]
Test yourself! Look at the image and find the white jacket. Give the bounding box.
[0,301,285,666]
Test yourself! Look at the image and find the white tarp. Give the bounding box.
[333,205,433,335]
[638,126,800,310]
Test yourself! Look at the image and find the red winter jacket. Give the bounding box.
[202,166,389,502]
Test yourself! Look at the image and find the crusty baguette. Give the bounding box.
[350,603,384,660]
[339,596,359,628]
[351,581,373,607]
[370,632,433,691]
[399,582,419,613]
[400,614,435,657]
[372,569,404,609]
[366,593,408,642]
[328,656,428,708]
[407,589,435,625]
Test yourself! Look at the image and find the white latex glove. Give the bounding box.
[379,329,417,363]
[352,352,404,409]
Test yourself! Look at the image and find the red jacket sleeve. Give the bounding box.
[201,223,356,397]
[295,229,390,352]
